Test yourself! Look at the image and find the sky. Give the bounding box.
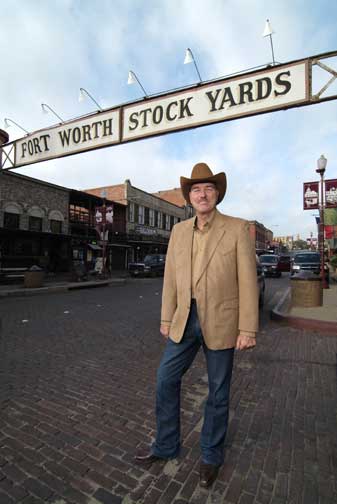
[1,0,337,240]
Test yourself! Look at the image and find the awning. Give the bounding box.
[88,244,102,250]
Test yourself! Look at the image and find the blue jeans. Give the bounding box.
[152,300,234,465]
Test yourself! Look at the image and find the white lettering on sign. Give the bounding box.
[15,110,120,167]
[123,62,307,140]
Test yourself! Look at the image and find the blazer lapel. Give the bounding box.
[195,210,227,284]
[176,218,194,286]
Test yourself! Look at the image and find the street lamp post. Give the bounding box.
[101,190,107,276]
[316,155,328,288]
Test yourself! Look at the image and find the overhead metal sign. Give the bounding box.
[123,61,308,141]
[13,109,120,167]
[1,50,337,170]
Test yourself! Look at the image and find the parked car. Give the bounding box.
[290,251,320,276]
[259,254,282,277]
[128,254,166,277]
[278,254,291,272]
[256,256,266,307]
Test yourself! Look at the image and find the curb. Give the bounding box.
[271,287,337,334]
[0,278,126,298]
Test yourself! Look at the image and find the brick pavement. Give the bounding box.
[0,279,336,503]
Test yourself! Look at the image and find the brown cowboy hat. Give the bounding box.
[180,162,227,205]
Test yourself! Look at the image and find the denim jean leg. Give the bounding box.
[200,346,234,465]
[152,303,201,458]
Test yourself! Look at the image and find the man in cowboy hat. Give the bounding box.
[135,162,258,487]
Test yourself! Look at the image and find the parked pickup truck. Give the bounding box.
[128,254,166,277]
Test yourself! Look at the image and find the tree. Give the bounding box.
[292,239,309,250]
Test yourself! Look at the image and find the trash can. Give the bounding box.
[290,270,323,307]
[24,265,45,288]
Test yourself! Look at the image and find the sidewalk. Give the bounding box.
[0,270,128,298]
[271,279,337,333]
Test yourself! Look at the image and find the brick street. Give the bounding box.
[0,278,336,504]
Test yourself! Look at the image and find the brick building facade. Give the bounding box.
[0,171,126,273]
[0,171,70,270]
[248,220,273,252]
[85,180,188,262]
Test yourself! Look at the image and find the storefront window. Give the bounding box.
[4,212,20,229]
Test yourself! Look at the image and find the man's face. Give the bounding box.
[189,182,219,215]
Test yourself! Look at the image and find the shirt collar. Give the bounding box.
[193,209,217,230]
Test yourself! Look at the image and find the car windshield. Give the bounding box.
[294,253,320,263]
[260,255,278,263]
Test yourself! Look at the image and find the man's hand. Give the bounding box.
[160,325,170,339]
[236,334,256,351]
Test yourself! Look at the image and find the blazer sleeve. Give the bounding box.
[236,221,259,334]
[161,225,178,327]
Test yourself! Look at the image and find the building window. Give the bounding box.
[29,216,42,232]
[154,210,158,228]
[166,215,171,231]
[138,205,144,225]
[134,204,139,223]
[144,207,150,225]
[50,220,62,233]
[158,212,162,229]
[149,209,155,227]
[4,212,20,229]
[170,216,174,230]
[129,202,135,222]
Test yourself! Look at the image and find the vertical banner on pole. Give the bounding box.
[324,179,337,208]
[303,181,319,210]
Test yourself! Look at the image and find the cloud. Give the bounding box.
[2,0,337,241]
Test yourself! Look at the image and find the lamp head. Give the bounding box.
[316,154,327,175]
[262,19,274,37]
[184,48,194,65]
[127,71,137,85]
[78,88,86,102]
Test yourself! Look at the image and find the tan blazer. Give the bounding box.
[161,210,259,350]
